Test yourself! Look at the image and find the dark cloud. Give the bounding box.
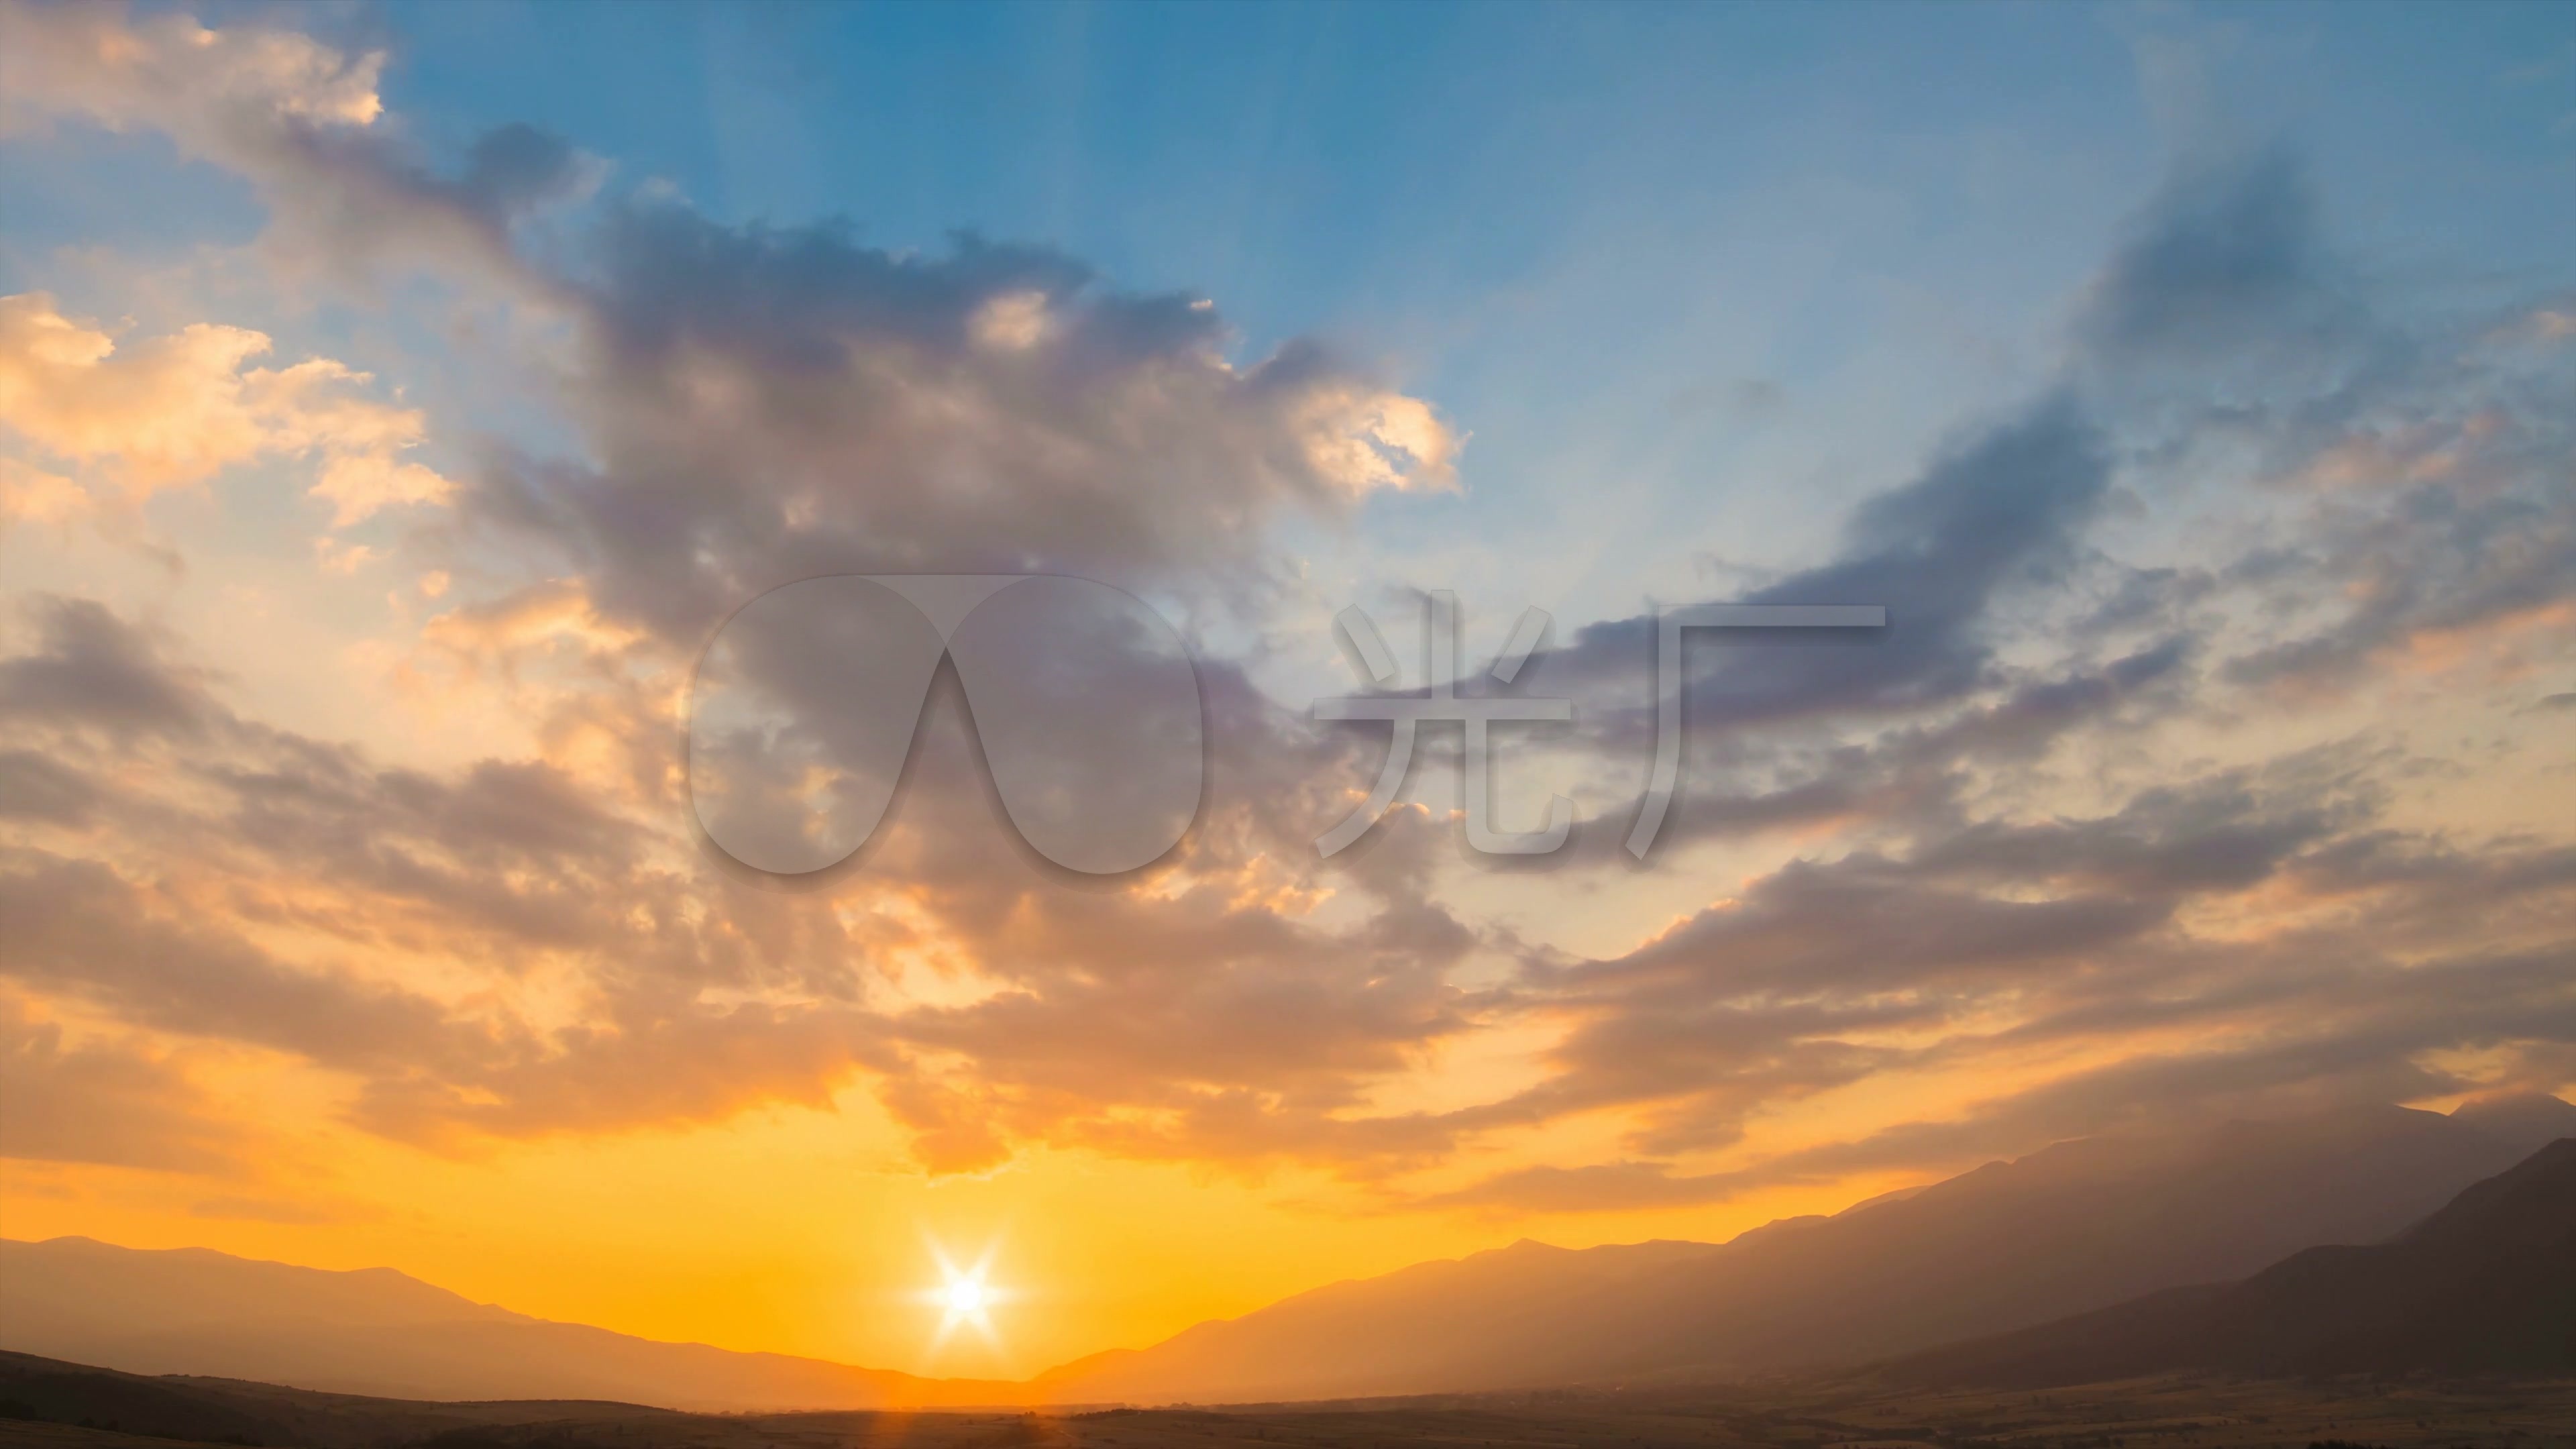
[1434,922,2576,1215]
[2063,152,2576,702]
[0,747,101,825]
[458,123,584,217]
[1418,737,2576,1213]
[2218,449,2576,694]
[0,847,473,1075]
[1374,149,2575,1211]
[0,596,1501,1175]
[1544,395,2111,746]
[0,597,215,741]
[2075,149,2357,366]
[461,199,1456,646]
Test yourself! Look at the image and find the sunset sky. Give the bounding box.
[3,0,2573,1382]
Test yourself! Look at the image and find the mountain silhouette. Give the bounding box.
[0,1238,1017,1411]
[7,1095,2568,1409]
[1887,1133,2576,1383]
[1034,1096,2575,1402]
[2448,1089,2576,1157]
[0,1348,683,1447]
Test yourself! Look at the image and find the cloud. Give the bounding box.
[2071,161,2576,700]
[2216,424,2576,695]
[1546,394,2109,743]
[0,1,383,135]
[0,0,1475,1179]
[1463,392,2122,871]
[0,596,218,740]
[0,294,452,525]
[1404,150,2576,1195]
[5,5,1457,613]
[0,748,101,825]
[0,1,584,288]
[465,207,1457,645]
[2074,149,2357,367]
[0,1006,248,1173]
[1428,748,2576,1212]
[0,590,1497,1177]
[1483,148,2566,870]
[0,4,2569,1222]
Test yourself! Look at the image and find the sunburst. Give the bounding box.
[917,1238,1010,1352]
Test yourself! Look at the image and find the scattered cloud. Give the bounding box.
[0,4,2567,1227]
[0,293,452,525]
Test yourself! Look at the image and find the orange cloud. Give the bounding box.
[0,293,451,524]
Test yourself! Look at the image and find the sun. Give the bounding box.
[943,1275,991,1317]
[917,1238,1010,1354]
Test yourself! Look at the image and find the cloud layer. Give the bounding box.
[1,2,2569,1244]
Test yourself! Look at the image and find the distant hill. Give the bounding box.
[0,1348,682,1448]
[10,1095,2570,1409]
[1034,1237,1728,1404]
[10,1346,2563,1449]
[2450,1090,2576,1156]
[1036,1095,2576,1403]
[0,1240,1016,1411]
[1885,1134,2576,1383]
[0,1351,1057,1449]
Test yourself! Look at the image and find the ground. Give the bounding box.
[9,1374,2573,1449]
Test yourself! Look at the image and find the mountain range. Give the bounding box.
[0,1237,1016,1410]
[5,1092,2571,1409]
[1886,1131,2576,1383]
[1034,1093,2576,1401]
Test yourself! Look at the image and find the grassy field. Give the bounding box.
[11,1373,2571,1449]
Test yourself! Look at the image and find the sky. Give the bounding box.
[2,0,2573,1382]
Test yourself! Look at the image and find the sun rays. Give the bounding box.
[916,1237,1012,1356]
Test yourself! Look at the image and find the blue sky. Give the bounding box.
[19,1,2570,435]
[343,0,2574,625]
[340,3,2573,292]
[10,1,2567,635]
